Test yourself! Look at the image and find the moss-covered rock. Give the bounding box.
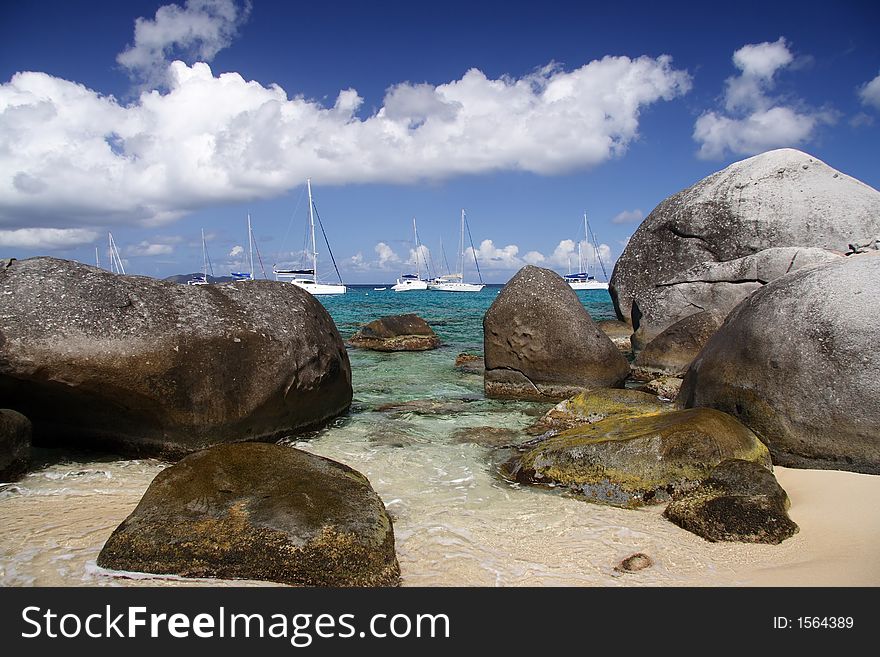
[526,388,671,436]
[0,409,31,481]
[505,408,771,507]
[664,459,799,544]
[97,443,400,586]
[349,314,440,351]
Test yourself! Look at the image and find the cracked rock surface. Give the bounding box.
[610,148,880,346]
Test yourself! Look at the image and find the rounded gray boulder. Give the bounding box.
[484,265,629,401]
[611,148,878,345]
[0,257,352,458]
[678,253,880,474]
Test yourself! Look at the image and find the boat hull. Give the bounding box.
[392,279,428,292]
[429,282,485,292]
[568,280,609,290]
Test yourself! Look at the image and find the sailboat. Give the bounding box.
[565,212,609,291]
[391,218,429,292]
[230,214,257,281]
[429,209,484,292]
[187,228,212,285]
[273,179,346,295]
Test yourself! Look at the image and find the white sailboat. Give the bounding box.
[429,209,484,292]
[391,218,429,292]
[273,179,346,295]
[187,228,212,285]
[565,212,609,291]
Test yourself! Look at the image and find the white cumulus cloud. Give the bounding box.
[859,71,880,111]
[228,244,244,257]
[117,0,252,90]
[0,54,691,230]
[693,38,834,159]
[611,208,644,224]
[0,227,98,249]
[127,241,174,256]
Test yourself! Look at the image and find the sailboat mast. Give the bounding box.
[95,246,100,268]
[246,214,255,280]
[459,209,466,279]
[582,212,589,275]
[412,217,420,279]
[308,178,318,280]
[201,228,208,279]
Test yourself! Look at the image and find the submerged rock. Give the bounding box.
[0,409,31,481]
[0,257,352,459]
[450,426,521,447]
[526,388,671,436]
[505,408,771,507]
[484,266,629,401]
[678,253,880,474]
[376,397,482,416]
[97,443,400,586]
[664,459,799,544]
[610,148,879,345]
[454,352,484,374]
[349,314,441,351]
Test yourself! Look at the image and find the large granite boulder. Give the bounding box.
[0,257,352,459]
[664,459,799,544]
[679,253,880,474]
[610,149,879,345]
[349,314,440,351]
[630,310,725,379]
[0,409,31,481]
[526,388,671,436]
[504,407,771,507]
[97,443,400,586]
[484,266,629,400]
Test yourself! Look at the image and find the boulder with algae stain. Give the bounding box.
[504,407,770,507]
[97,443,400,586]
[526,388,672,436]
[664,459,799,544]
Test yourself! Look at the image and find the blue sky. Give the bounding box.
[1,0,878,283]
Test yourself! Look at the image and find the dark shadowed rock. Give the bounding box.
[679,253,880,474]
[631,310,725,378]
[610,149,878,344]
[484,266,629,401]
[97,443,400,586]
[596,320,633,355]
[526,388,671,436]
[664,459,798,544]
[0,257,352,459]
[0,409,31,481]
[504,407,771,508]
[349,314,440,351]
